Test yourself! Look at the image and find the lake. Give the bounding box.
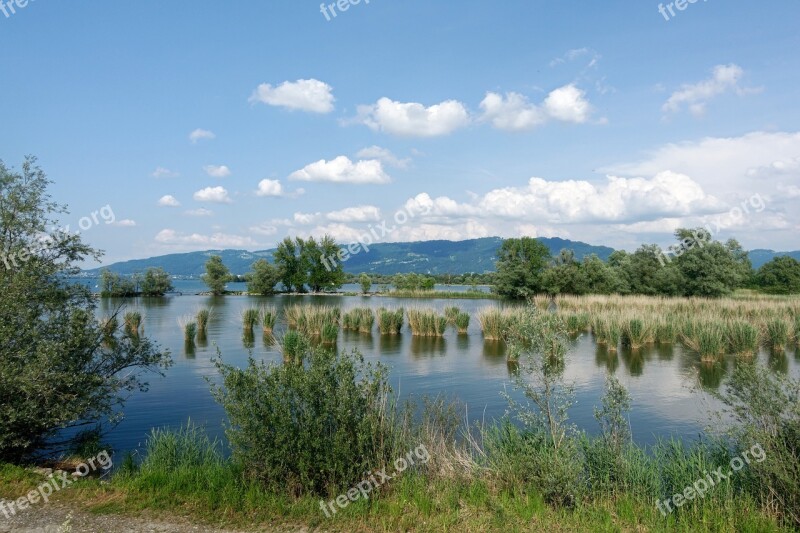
[89,291,800,457]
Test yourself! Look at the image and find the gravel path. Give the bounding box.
[0,502,308,533]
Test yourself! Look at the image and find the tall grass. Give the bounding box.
[378,307,404,335]
[196,308,211,336]
[444,306,461,325]
[478,308,521,341]
[766,318,790,351]
[725,320,760,357]
[622,318,654,350]
[178,316,197,343]
[286,305,341,337]
[342,308,374,333]
[123,311,142,335]
[407,308,447,337]
[681,320,725,362]
[241,308,260,330]
[261,306,278,335]
[455,312,470,334]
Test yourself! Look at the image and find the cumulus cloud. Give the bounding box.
[662,64,756,116]
[152,167,179,178]
[480,84,594,131]
[189,128,215,143]
[204,165,231,178]
[255,179,284,197]
[289,156,392,184]
[355,97,470,137]
[294,212,322,225]
[157,195,181,207]
[356,146,410,169]
[249,79,335,113]
[155,229,257,248]
[193,186,232,204]
[326,205,382,223]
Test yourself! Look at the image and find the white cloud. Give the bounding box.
[189,129,216,143]
[184,208,214,217]
[255,179,284,197]
[549,48,600,69]
[289,156,392,184]
[155,229,257,248]
[113,219,137,227]
[480,84,594,131]
[249,78,335,113]
[152,167,179,178]
[294,212,322,225]
[355,97,470,137]
[326,205,381,223]
[249,223,279,236]
[157,195,181,207]
[204,165,231,178]
[662,64,755,116]
[193,186,232,204]
[356,146,410,169]
[543,84,593,123]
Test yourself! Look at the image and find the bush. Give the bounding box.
[211,347,401,496]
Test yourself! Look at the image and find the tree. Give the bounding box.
[303,235,345,292]
[202,255,230,296]
[494,237,552,299]
[140,267,173,296]
[756,256,800,294]
[247,259,280,295]
[672,228,748,297]
[273,237,306,292]
[99,269,136,297]
[359,273,372,294]
[0,157,170,462]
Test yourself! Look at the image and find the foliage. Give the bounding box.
[211,347,400,496]
[359,272,372,294]
[140,267,174,296]
[99,269,137,297]
[246,259,280,295]
[0,157,170,462]
[494,237,551,299]
[201,255,230,296]
[756,256,800,294]
[393,273,436,291]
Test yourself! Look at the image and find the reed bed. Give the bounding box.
[407,308,448,337]
[123,311,142,335]
[261,306,278,335]
[241,308,260,330]
[378,307,404,335]
[196,308,211,336]
[478,308,522,341]
[285,305,341,337]
[100,316,118,338]
[342,308,375,333]
[455,312,470,334]
[766,318,791,351]
[178,316,197,343]
[444,306,461,325]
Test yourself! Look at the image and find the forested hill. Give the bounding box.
[81,237,799,277]
[82,237,614,277]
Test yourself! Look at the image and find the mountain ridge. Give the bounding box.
[81,237,800,277]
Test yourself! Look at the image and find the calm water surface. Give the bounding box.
[86,287,799,455]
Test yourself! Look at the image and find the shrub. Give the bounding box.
[211,347,400,496]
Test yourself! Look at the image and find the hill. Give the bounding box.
[82,237,614,277]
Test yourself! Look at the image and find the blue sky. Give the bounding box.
[2,0,799,266]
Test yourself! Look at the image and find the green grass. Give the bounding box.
[342,308,375,333]
[455,312,470,334]
[261,305,278,334]
[766,318,790,351]
[378,307,404,335]
[407,308,448,337]
[386,289,500,300]
[726,320,760,357]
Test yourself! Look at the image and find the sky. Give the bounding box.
[1,0,799,267]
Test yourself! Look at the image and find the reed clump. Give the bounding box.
[242,308,260,330]
[407,308,448,337]
[178,316,197,343]
[196,308,211,336]
[455,312,470,334]
[378,307,404,335]
[342,308,375,333]
[765,318,790,351]
[123,311,143,335]
[286,305,341,337]
[261,306,278,335]
[445,306,461,325]
[725,320,760,357]
[478,308,522,341]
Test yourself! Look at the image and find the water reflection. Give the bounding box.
[456,333,471,351]
[411,336,446,357]
[482,340,506,359]
[698,360,726,390]
[620,346,644,376]
[184,340,196,359]
[595,344,619,374]
[769,350,789,374]
[378,334,403,356]
[242,329,255,350]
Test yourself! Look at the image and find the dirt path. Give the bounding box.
[0,503,309,533]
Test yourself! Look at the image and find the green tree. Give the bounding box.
[494,237,552,299]
[303,235,345,293]
[359,273,372,294]
[756,256,800,294]
[140,267,173,296]
[99,269,136,297]
[273,237,307,292]
[0,157,170,462]
[673,228,748,297]
[202,255,230,296]
[247,259,280,295]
